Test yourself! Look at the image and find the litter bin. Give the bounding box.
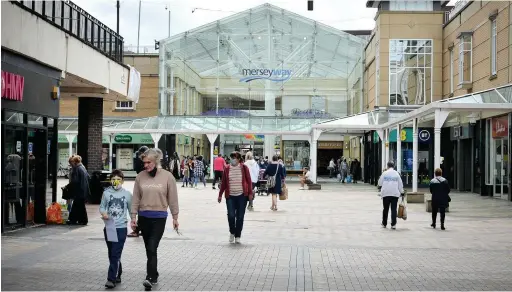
[88,171,110,204]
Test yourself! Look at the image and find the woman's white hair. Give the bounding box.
[245,151,254,161]
[142,148,163,168]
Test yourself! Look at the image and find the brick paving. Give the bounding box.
[3,180,512,291]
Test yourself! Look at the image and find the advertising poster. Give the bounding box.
[116,148,134,170]
[403,149,413,172]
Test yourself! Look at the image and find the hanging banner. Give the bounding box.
[492,115,508,138]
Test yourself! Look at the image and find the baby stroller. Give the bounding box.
[256,169,269,196]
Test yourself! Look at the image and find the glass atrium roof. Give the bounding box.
[102,116,327,135]
[159,3,366,79]
[312,109,412,131]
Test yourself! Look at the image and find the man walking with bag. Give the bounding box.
[378,161,405,230]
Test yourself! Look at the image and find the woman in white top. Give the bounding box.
[244,152,260,211]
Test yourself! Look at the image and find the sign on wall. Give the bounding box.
[1,71,24,101]
[116,148,134,170]
[239,68,292,83]
[492,116,509,138]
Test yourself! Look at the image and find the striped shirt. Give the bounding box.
[228,165,243,196]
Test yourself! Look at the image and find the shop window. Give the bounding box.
[490,19,497,77]
[458,32,473,88]
[3,110,24,124]
[115,101,134,110]
[282,141,310,171]
[389,39,433,105]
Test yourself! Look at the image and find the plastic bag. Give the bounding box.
[398,197,407,220]
[46,202,63,224]
[280,184,288,200]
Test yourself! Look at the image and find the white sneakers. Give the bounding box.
[229,234,235,243]
[299,187,305,190]
[235,237,241,244]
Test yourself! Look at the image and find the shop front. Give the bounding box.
[317,141,344,176]
[486,115,510,200]
[282,140,310,172]
[1,50,61,232]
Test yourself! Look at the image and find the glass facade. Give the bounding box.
[159,4,365,122]
[389,39,433,105]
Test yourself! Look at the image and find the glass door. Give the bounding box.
[3,126,26,228]
[494,138,509,199]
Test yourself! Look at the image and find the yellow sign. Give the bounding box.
[318,141,343,149]
[400,129,407,141]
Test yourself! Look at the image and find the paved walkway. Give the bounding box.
[3,180,512,291]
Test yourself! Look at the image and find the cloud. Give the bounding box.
[72,0,376,47]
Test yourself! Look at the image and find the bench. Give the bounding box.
[407,192,425,203]
[307,183,322,190]
[425,199,450,213]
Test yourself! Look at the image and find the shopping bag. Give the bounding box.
[279,184,288,200]
[27,200,34,223]
[46,202,63,224]
[346,175,352,183]
[398,197,407,220]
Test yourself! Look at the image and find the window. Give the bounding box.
[390,0,433,11]
[449,49,454,95]
[115,101,134,109]
[491,19,497,76]
[389,39,433,105]
[458,32,472,88]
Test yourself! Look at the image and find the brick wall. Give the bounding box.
[77,97,103,172]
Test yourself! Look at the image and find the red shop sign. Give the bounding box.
[492,116,509,138]
[1,71,24,102]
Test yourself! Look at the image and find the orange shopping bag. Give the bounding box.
[46,203,62,224]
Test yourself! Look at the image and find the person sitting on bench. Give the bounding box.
[299,167,313,190]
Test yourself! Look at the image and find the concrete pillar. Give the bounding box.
[65,134,76,158]
[207,134,219,179]
[396,124,402,173]
[159,47,167,115]
[377,129,385,172]
[412,118,418,192]
[77,97,103,172]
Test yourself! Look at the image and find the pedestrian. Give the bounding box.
[378,161,405,230]
[264,155,286,211]
[169,152,181,180]
[429,167,451,230]
[328,158,336,178]
[181,163,191,188]
[130,148,179,290]
[128,146,150,237]
[340,159,348,183]
[217,151,253,244]
[67,155,89,225]
[99,169,132,289]
[350,158,361,183]
[299,167,313,190]
[244,151,260,211]
[212,154,226,190]
[193,156,207,188]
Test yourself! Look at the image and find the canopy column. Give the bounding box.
[412,118,418,192]
[396,124,402,173]
[65,134,76,158]
[434,109,450,169]
[150,133,163,147]
[108,134,113,172]
[207,134,219,179]
[376,129,386,172]
[309,129,322,183]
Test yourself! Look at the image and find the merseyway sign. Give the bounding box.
[239,68,292,83]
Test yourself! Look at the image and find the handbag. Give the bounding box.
[61,184,73,200]
[267,164,280,188]
[280,184,288,200]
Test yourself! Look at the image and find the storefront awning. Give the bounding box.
[378,84,512,129]
[102,116,328,135]
[312,109,412,132]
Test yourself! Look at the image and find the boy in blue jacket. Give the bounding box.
[99,169,132,288]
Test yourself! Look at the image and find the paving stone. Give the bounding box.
[3,180,512,290]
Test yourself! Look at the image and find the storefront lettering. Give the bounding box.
[1,71,24,101]
[114,135,133,143]
[318,141,343,149]
[290,108,334,118]
[239,68,292,83]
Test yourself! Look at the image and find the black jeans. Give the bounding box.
[213,171,223,187]
[226,195,248,237]
[138,216,167,281]
[103,227,127,281]
[382,196,399,227]
[431,202,446,225]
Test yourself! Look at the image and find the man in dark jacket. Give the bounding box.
[429,167,451,230]
[134,146,149,174]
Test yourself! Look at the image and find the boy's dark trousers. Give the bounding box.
[104,227,128,282]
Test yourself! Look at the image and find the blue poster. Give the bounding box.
[403,150,413,172]
[28,142,33,154]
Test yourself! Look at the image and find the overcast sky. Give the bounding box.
[73,0,379,49]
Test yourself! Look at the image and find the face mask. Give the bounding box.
[148,167,158,177]
[111,178,123,190]
[230,160,238,166]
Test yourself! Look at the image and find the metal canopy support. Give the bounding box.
[412,118,418,192]
[434,109,450,169]
[207,134,219,179]
[151,133,163,146]
[65,134,76,158]
[309,129,322,183]
[396,124,402,173]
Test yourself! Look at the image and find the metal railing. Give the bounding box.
[12,0,124,63]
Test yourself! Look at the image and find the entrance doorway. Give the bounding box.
[493,138,509,199]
